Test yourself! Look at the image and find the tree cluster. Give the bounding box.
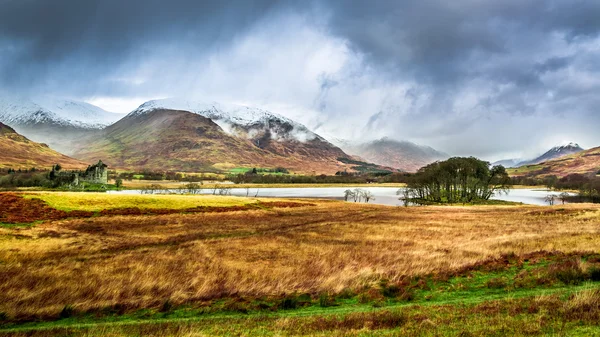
[402,157,511,204]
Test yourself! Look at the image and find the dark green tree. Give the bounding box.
[402,157,511,204]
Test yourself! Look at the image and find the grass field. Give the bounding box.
[21,192,251,211]
[1,192,600,335]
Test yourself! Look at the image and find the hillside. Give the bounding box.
[72,108,356,174]
[337,137,448,172]
[495,142,585,168]
[508,146,600,177]
[0,96,123,154]
[0,122,86,170]
[519,142,584,166]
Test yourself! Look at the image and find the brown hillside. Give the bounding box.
[341,138,448,172]
[0,122,87,170]
[508,146,600,177]
[72,110,354,174]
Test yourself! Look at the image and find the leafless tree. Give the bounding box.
[343,189,354,201]
[559,192,570,205]
[545,194,556,206]
[361,190,374,203]
[185,182,202,195]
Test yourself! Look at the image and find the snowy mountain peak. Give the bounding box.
[552,142,581,150]
[0,96,123,129]
[130,98,322,142]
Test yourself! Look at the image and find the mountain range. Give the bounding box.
[333,137,448,172]
[1,95,597,176]
[0,122,85,170]
[508,145,600,177]
[0,96,122,154]
[493,142,585,168]
[71,99,354,173]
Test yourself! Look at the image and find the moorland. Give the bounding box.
[1,192,600,336]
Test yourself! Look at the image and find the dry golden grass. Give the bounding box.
[1,200,600,319]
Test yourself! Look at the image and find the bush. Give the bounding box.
[588,267,600,281]
[318,293,337,307]
[548,259,586,285]
[59,305,75,319]
[486,277,508,289]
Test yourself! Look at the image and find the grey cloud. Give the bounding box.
[1,0,600,159]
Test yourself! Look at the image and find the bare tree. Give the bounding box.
[559,192,570,205]
[361,190,374,203]
[397,188,412,207]
[185,182,202,195]
[545,194,556,206]
[254,189,260,197]
[353,188,362,202]
[245,187,251,197]
[218,186,232,195]
[343,189,354,201]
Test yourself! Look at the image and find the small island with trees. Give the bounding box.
[399,157,512,205]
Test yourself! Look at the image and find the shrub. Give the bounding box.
[547,259,586,285]
[588,266,600,281]
[279,295,299,310]
[319,293,337,307]
[486,277,508,289]
[59,305,75,319]
[160,299,173,312]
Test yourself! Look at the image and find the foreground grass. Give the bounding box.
[1,194,600,335]
[21,192,253,211]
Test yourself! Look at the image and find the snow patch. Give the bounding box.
[0,95,122,129]
[130,98,322,143]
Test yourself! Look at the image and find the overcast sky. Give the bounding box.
[1,0,600,161]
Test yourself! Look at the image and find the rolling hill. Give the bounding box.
[508,146,600,177]
[0,122,86,170]
[336,137,448,172]
[72,103,360,174]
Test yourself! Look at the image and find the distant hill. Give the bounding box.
[491,159,522,168]
[494,142,585,168]
[519,142,584,166]
[508,146,600,177]
[72,100,363,174]
[0,96,123,155]
[0,122,86,170]
[336,137,448,172]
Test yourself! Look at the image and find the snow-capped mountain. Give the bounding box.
[0,96,124,155]
[519,142,584,166]
[0,96,122,129]
[494,142,585,168]
[74,99,360,173]
[129,98,322,143]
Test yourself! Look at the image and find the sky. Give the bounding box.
[1,0,600,161]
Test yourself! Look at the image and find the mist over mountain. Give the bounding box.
[0,96,123,154]
[1,1,600,158]
[72,99,359,173]
[335,137,448,172]
[494,142,585,168]
[0,121,85,170]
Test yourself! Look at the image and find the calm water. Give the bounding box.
[108,187,572,206]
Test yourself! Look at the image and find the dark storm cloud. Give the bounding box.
[1,0,600,159]
[0,0,284,93]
